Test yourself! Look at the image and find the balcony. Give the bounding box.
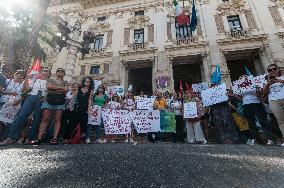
[175,37,198,45]
[225,30,249,38]
[93,48,105,53]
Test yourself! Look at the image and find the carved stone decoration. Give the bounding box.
[80,65,86,75]
[214,15,225,33]
[244,10,257,30]
[271,0,284,6]
[89,21,111,34]
[124,28,130,45]
[106,30,113,47]
[127,15,150,29]
[148,24,154,42]
[167,22,172,40]
[104,63,109,74]
[216,0,246,15]
[269,6,284,27]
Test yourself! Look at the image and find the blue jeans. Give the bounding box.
[8,95,42,140]
[86,124,101,140]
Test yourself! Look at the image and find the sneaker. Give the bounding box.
[102,139,107,143]
[250,139,256,145]
[85,138,91,144]
[281,143,284,147]
[267,140,274,146]
[202,140,208,145]
[17,138,25,145]
[246,139,252,145]
[95,139,103,144]
[124,139,129,143]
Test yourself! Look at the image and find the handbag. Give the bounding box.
[47,93,66,105]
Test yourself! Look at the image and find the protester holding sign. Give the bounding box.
[183,91,207,144]
[263,64,284,146]
[169,93,184,143]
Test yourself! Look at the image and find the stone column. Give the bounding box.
[201,53,210,82]
[259,47,272,73]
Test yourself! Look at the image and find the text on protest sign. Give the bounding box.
[192,82,209,92]
[268,77,284,100]
[102,109,132,134]
[183,102,198,119]
[108,101,121,109]
[136,97,155,110]
[201,83,228,107]
[88,105,102,125]
[130,110,161,133]
[0,100,21,124]
[254,74,267,88]
[232,76,256,95]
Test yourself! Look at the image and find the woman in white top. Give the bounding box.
[263,64,284,146]
[239,75,273,145]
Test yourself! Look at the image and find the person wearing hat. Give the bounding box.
[30,68,69,145]
[0,69,51,145]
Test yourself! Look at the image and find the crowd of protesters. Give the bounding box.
[0,63,283,147]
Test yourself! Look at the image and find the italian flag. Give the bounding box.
[173,0,190,26]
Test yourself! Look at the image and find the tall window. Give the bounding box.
[227,15,243,31]
[90,66,100,75]
[135,11,144,16]
[175,17,191,39]
[95,35,104,49]
[134,29,144,44]
[98,16,106,22]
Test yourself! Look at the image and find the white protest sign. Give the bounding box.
[183,102,198,119]
[107,86,125,97]
[102,109,132,134]
[108,101,121,109]
[268,78,284,100]
[136,97,155,110]
[88,105,102,125]
[201,83,228,107]
[130,110,161,133]
[192,82,209,92]
[254,74,267,88]
[232,76,256,95]
[0,100,21,124]
[94,80,102,91]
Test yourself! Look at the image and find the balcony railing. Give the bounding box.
[93,48,105,53]
[131,43,145,50]
[226,30,249,38]
[175,37,197,45]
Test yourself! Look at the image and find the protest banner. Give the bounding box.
[0,100,21,124]
[201,83,228,107]
[254,74,267,88]
[88,105,102,125]
[108,101,121,109]
[102,109,132,134]
[130,110,161,133]
[107,86,125,97]
[232,75,256,95]
[192,82,209,92]
[160,110,176,132]
[183,102,198,119]
[136,97,155,110]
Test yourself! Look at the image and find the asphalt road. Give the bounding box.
[0,143,283,188]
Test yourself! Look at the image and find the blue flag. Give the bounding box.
[211,64,222,85]
[244,66,252,76]
[190,0,197,33]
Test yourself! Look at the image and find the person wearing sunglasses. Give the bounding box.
[263,64,284,146]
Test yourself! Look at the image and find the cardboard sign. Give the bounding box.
[201,83,228,107]
[254,74,267,88]
[268,80,284,100]
[0,100,21,124]
[102,109,132,134]
[88,105,102,125]
[107,86,125,97]
[130,110,161,133]
[183,102,198,119]
[232,76,256,95]
[192,82,209,92]
[136,97,155,110]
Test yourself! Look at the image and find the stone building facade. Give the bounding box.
[45,0,284,94]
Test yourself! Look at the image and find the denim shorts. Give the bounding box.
[41,102,65,111]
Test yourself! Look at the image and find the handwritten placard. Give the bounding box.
[130,110,161,133]
[232,76,256,95]
[201,83,228,107]
[0,100,21,124]
[88,105,102,125]
[192,82,209,92]
[136,97,155,110]
[183,102,198,119]
[268,78,284,100]
[108,101,121,109]
[254,74,267,88]
[102,109,132,134]
[94,80,102,91]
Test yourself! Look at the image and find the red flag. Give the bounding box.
[29,58,41,75]
[186,83,192,93]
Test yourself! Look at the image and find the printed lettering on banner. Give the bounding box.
[269,82,284,100]
[183,102,198,119]
[102,109,132,134]
[201,83,228,107]
[192,82,209,92]
[0,100,21,124]
[254,74,267,88]
[108,101,121,109]
[94,80,102,91]
[130,110,161,133]
[107,86,125,97]
[88,105,101,125]
[136,97,155,110]
[232,76,256,95]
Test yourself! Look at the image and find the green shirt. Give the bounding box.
[93,94,107,107]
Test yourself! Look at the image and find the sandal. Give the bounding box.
[50,138,58,145]
[28,139,41,145]
[0,138,14,146]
